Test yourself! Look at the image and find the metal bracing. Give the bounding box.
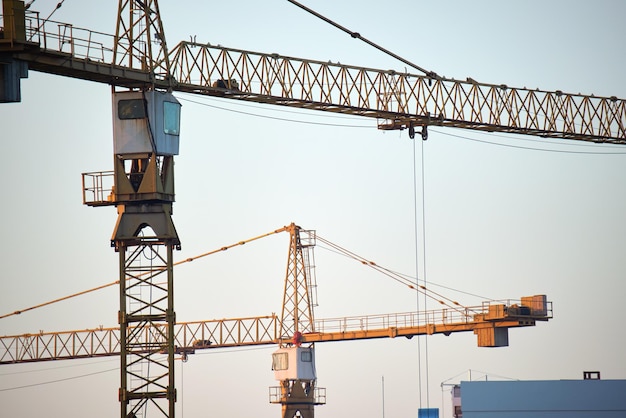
[0,300,553,364]
[167,42,626,143]
[275,223,322,418]
[2,9,624,142]
[117,241,176,418]
[279,224,316,340]
[114,0,171,84]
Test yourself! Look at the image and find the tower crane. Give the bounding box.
[0,1,622,418]
[0,222,553,417]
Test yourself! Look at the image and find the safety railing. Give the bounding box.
[312,298,552,335]
[313,306,475,335]
[269,385,326,405]
[82,170,115,206]
[20,10,114,63]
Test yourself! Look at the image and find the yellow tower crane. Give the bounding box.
[0,1,623,418]
[0,222,552,417]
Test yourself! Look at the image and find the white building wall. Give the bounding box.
[460,379,626,418]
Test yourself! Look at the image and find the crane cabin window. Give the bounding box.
[163,101,181,135]
[272,352,288,371]
[301,349,312,362]
[118,99,146,119]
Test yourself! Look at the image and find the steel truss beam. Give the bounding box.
[279,224,316,340]
[2,11,624,143]
[167,42,626,143]
[0,302,553,364]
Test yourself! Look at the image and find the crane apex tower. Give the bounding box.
[113,90,181,156]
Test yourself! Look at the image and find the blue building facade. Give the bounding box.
[458,379,626,418]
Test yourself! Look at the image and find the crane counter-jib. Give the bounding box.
[1,9,624,142]
[0,298,553,364]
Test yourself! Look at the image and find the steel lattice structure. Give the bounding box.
[169,42,626,142]
[0,300,553,364]
[3,10,624,142]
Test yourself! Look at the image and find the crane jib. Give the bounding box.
[0,7,624,143]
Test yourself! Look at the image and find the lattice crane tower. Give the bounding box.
[85,2,181,418]
[270,223,326,418]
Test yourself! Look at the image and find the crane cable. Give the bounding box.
[314,235,477,319]
[286,0,439,79]
[415,128,430,410]
[1,224,484,321]
[0,225,289,320]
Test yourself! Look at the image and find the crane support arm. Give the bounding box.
[168,41,625,143]
[1,11,624,143]
[0,298,552,364]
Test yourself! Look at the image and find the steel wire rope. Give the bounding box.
[0,354,197,392]
[377,267,496,302]
[0,366,118,392]
[412,135,425,409]
[0,347,271,393]
[286,0,438,79]
[316,235,470,315]
[448,128,626,151]
[431,128,626,154]
[2,221,507,323]
[316,242,494,302]
[178,93,370,122]
[0,357,117,376]
[314,235,475,318]
[42,0,65,23]
[177,95,373,128]
[416,131,430,409]
[0,226,289,320]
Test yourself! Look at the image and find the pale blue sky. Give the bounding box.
[1,1,625,417]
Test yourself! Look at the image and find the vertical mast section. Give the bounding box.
[114,0,172,84]
[110,2,178,416]
[279,223,317,341]
[271,223,325,418]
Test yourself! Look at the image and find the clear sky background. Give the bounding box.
[1,1,625,417]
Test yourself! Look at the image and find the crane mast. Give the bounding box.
[113,0,172,84]
[89,2,180,418]
[271,224,326,418]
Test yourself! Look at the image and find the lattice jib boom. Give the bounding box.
[168,42,626,143]
[0,298,552,364]
[7,12,625,142]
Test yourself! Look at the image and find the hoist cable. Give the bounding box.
[412,134,424,408]
[417,132,431,408]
